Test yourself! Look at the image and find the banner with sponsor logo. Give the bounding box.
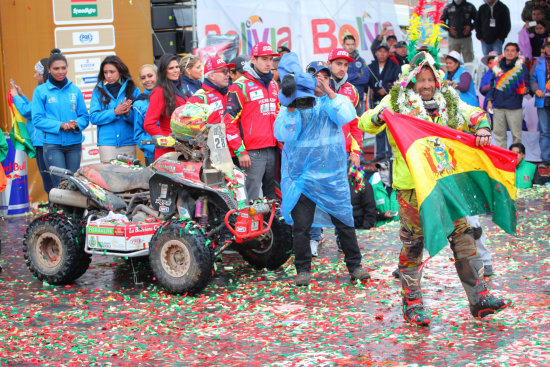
[197,0,401,65]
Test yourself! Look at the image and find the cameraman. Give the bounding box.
[274,54,370,286]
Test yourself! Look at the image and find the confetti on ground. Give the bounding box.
[0,186,549,365]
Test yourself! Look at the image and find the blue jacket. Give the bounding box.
[133,90,155,159]
[531,55,549,109]
[13,94,43,147]
[487,58,529,110]
[347,51,370,101]
[32,79,89,146]
[181,75,202,99]
[445,66,479,107]
[479,69,493,112]
[90,79,140,147]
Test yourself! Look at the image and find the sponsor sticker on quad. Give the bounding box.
[86,221,161,251]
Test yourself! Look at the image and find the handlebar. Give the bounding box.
[49,166,74,177]
[142,135,176,148]
[116,154,140,165]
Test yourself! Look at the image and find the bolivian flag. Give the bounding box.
[7,92,35,158]
[382,110,517,257]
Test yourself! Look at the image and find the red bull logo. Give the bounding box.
[0,137,29,216]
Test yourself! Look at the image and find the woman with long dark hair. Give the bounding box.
[90,55,140,163]
[10,57,54,194]
[32,49,89,188]
[144,54,186,159]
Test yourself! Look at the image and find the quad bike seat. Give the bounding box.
[80,164,154,193]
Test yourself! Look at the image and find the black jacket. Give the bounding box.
[351,181,378,229]
[475,0,511,44]
[367,59,401,105]
[441,1,477,39]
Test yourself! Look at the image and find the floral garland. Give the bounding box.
[389,81,465,130]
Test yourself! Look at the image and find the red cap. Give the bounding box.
[327,48,354,63]
[203,56,235,74]
[250,42,280,57]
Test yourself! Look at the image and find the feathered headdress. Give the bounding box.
[395,0,447,89]
[406,0,447,69]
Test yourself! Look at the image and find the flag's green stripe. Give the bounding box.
[419,171,516,257]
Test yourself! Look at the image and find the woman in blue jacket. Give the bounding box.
[90,56,140,163]
[133,64,157,166]
[179,54,202,99]
[444,51,479,107]
[32,50,89,188]
[10,57,54,194]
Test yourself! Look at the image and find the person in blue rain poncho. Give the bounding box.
[274,53,370,286]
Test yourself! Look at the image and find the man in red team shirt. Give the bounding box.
[223,42,280,200]
[327,48,363,167]
[187,56,234,124]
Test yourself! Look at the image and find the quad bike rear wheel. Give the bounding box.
[149,220,214,294]
[237,211,293,270]
[24,213,90,284]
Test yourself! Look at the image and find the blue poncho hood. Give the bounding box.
[277,52,317,107]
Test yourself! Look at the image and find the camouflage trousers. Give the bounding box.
[396,189,477,268]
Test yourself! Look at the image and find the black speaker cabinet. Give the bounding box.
[153,31,177,57]
[151,6,177,30]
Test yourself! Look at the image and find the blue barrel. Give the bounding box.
[0,135,29,217]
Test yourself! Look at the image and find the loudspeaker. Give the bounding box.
[177,29,193,54]
[151,6,177,30]
[153,31,177,57]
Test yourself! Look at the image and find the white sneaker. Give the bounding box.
[310,240,319,257]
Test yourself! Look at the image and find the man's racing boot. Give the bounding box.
[350,266,371,282]
[295,272,311,286]
[455,255,511,318]
[399,266,431,326]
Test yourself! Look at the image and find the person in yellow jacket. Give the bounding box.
[359,51,510,326]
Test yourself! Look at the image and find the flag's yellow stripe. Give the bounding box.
[405,137,516,208]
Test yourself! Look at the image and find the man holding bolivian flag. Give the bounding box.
[359,50,515,326]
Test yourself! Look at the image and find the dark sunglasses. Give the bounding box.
[214,69,230,75]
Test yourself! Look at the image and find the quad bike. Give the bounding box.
[24,122,293,294]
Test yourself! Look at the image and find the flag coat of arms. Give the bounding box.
[382,109,517,257]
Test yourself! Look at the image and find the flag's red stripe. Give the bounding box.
[382,110,517,172]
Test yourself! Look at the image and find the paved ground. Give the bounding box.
[0,186,549,366]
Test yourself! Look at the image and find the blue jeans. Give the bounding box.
[538,107,550,162]
[35,146,54,194]
[43,143,82,188]
[310,227,322,242]
[481,40,503,56]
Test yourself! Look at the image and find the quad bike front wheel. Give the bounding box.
[24,213,90,284]
[149,220,214,294]
[237,210,293,270]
